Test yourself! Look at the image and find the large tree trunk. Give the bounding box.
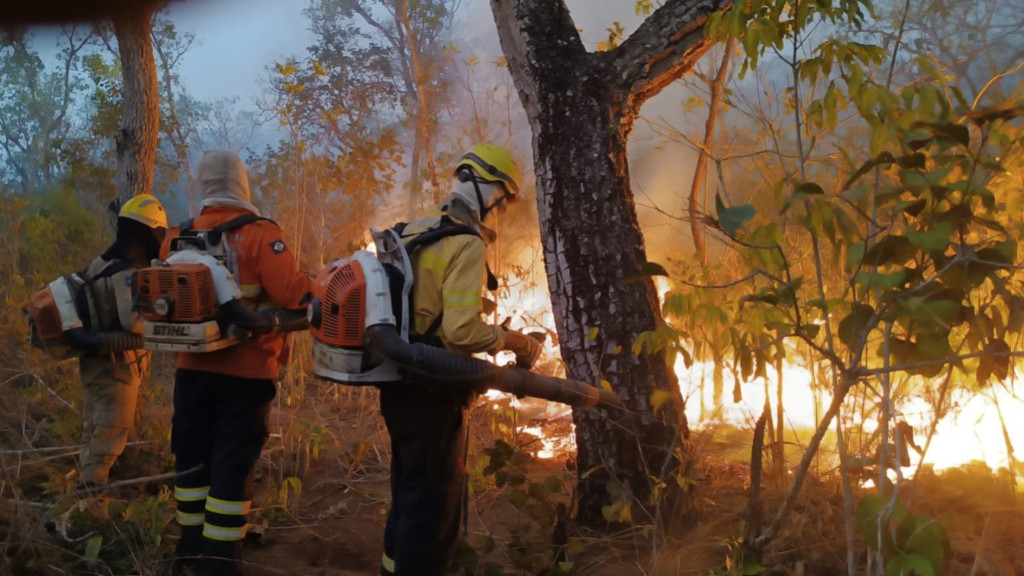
[490,0,727,526]
[113,5,159,204]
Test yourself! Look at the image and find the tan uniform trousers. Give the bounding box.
[79,349,150,484]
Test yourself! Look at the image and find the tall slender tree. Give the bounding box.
[151,17,198,215]
[489,0,730,525]
[307,0,458,213]
[0,27,92,194]
[111,3,159,204]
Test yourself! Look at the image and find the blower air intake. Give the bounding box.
[309,257,367,348]
[135,251,240,352]
[136,263,218,323]
[136,249,308,353]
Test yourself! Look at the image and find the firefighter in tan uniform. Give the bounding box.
[380,144,541,576]
[163,150,312,576]
[76,194,168,486]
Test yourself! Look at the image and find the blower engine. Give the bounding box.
[309,228,620,408]
[136,221,309,353]
[136,250,240,352]
[136,220,263,353]
[25,274,89,359]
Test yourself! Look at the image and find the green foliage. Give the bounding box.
[654,1,1024,571]
[695,50,1024,390]
[707,0,874,76]
[17,185,106,281]
[708,524,765,576]
[459,439,575,575]
[715,193,756,237]
[857,494,949,575]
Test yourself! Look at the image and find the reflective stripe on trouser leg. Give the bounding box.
[203,498,251,542]
[381,552,396,574]
[175,485,209,527]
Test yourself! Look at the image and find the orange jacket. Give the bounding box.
[159,206,312,380]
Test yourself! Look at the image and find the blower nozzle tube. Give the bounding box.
[65,328,146,355]
[489,369,621,408]
[365,324,620,408]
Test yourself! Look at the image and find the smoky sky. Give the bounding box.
[169,0,648,102]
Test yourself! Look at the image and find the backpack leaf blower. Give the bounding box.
[135,215,307,352]
[308,227,619,408]
[25,274,90,359]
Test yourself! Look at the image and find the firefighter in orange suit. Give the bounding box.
[164,150,312,576]
[77,194,167,486]
[379,144,542,576]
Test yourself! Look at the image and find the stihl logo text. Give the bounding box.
[153,325,190,337]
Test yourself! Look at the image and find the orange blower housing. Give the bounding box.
[135,258,238,353]
[309,250,403,384]
[309,258,367,348]
[136,264,218,323]
[26,276,88,358]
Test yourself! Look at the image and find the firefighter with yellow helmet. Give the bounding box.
[379,144,541,576]
[76,193,168,486]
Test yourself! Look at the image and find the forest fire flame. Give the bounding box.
[675,358,1023,475]
[492,274,1023,477]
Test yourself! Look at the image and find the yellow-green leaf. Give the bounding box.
[85,535,103,562]
[650,389,675,414]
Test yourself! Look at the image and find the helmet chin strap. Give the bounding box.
[460,169,492,222]
[473,178,490,221]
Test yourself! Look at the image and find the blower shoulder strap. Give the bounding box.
[214,213,276,233]
[401,215,480,255]
[178,213,275,234]
[396,215,496,344]
[86,259,132,283]
[176,213,276,247]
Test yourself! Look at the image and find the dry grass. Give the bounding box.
[3,342,1024,575]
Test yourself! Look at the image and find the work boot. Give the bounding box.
[199,539,246,576]
[174,525,203,575]
[171,558,200,576]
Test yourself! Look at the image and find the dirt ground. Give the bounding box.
[200,391,590,576]
[6,363,1024,576]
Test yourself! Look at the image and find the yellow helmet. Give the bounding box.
[454,144,521,197]
[119,194,168,229]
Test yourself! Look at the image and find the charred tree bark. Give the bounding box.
[490,0,729,526]
[112,5,159,203]
[745,407,767,551]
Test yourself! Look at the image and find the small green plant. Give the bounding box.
[857,494,949,576]
[708,524,765,576]
[454,439,577,575]
[262,475,303,523]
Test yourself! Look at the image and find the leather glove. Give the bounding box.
[502,329,542,369]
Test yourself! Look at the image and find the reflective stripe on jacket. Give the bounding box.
[159,206,313,379]
[403,207,505,355]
